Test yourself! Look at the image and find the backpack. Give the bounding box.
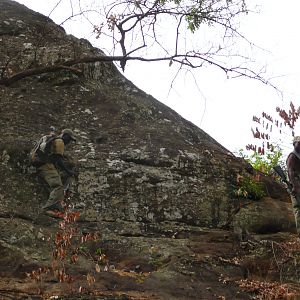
[29,134,58,166]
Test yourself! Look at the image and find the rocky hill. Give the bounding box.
[0,0,299,299]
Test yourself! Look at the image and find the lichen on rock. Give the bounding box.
[0,0,296,299]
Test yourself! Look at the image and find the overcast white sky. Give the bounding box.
[14,0,300,155]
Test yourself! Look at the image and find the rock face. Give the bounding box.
[0,1,298,299]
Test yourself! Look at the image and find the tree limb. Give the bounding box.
[0,53,274,87]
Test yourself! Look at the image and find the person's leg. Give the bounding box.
[291,194,300,236]
[39,168,64,211]
[63,175,76,196]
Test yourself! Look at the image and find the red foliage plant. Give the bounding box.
[247,102,300,155]
[26,207,100,295]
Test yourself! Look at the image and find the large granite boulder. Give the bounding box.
[0,1,297,299]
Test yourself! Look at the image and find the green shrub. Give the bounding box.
[233,175,266,200]
[238,147,284,175]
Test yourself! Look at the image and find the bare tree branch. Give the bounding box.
[1,0,277,91]
[0,52,275,88]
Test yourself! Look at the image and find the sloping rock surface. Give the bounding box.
[0,1,298,299]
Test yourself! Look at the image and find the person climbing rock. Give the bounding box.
[36,128,78,217]
[287,136,300,236]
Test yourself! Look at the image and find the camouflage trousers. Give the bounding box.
[38,167,75,211]
[291,193,300,236]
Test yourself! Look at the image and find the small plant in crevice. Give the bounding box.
[26,204,102,296]
[232,174,266,200]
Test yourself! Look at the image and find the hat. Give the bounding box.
[293,136,300,144]
[62,128,76,141]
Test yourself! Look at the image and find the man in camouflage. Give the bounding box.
[38,128,77,216]
[287,136,300,236]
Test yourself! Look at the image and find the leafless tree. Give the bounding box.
[1,0,272,86]
[95,0,250,70]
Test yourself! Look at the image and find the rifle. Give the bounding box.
[273,165,293,193]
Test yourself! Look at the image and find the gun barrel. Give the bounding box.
[273,165,287,180]
[273,165,293,192]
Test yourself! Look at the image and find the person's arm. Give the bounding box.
[51,154,77,176]
[287,154,300,195]
[50,138,77,177]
